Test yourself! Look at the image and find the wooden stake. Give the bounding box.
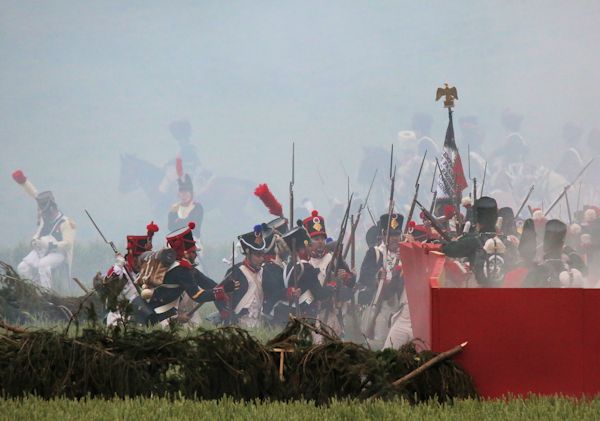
[368,341,468,399]
[72,277,89,294]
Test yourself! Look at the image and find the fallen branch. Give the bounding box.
[369,341,468,399]
[0,319,27,334]
[289,315,338,342]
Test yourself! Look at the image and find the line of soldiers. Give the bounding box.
[29,187,595,350]
[92,199,422,350]
[13,168,600,350]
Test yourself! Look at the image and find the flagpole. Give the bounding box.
[435,83,463,218]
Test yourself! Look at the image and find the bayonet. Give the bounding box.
[565,191,573,225]
[515,185,535,220]
[480,161,487,197]
[85,209,118,254]
[545,158,595,217]
[404,150,427,234]
[343,170,376,260]
[85,209,140,295]
[289,143,295,231]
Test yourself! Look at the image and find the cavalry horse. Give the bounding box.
[118,154,259,231]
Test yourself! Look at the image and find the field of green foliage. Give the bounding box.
[2,396,599,421]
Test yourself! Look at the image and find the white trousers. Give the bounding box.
[360,300,398,350]
[17,250,65,290]
[383,299,413,350]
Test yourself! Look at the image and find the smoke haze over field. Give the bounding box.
[1,1,599,251]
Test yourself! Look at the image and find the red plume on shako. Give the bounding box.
[254,183,283,217]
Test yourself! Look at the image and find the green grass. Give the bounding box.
[0,396,598,421]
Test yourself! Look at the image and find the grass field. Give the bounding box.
[1,396,599,421]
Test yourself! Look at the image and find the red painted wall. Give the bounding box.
[401,242,600,398]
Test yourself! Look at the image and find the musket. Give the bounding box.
[429,159,438,214]
[384,167,397,248]
[323,194,353,325]
[290,238,300,317]
[347,213,362,340]
[479,161,487,198]
[350,214,356,270]
[544,158,595,217]
[565,191,573,225]
[365,152,396,339]
[515,185,535,220]
[404,150,427,234]
[85,209,119,255]
[289,143,295,231]
[577,181,583,213]
[366,205,377,226]
[85,209,141,295]
[325,193,354,284]
[343,170,377,260]
[415,200,452,242]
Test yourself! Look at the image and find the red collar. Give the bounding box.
[243,258,260,273]
[179,258,193,269]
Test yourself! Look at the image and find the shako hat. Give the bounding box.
[282,220,311,251]
[475,196,498,230]
[379,213,404,236]
[498,207,517,236]
[264,217,288,253]
[166,222,197,257]
[36,191,57,212]
[127,222,159,266]
[239,224,269,254]
[303,210,326,238]
[178,174,194,194]
[543,219,567,255]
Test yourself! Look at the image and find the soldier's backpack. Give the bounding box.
[473,234,507,286]
[136,248,177,289]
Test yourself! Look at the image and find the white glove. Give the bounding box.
[115,254,126,267]
[111,264,124,278]
[111,254,126,278]
[32,237,51,255]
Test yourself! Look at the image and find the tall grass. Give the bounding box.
[1,396,599,421]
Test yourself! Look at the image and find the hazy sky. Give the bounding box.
[1,1,599,246]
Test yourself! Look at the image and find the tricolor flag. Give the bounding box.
[437,110,468,200]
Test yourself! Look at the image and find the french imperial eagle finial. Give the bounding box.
[435,83,458,109]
